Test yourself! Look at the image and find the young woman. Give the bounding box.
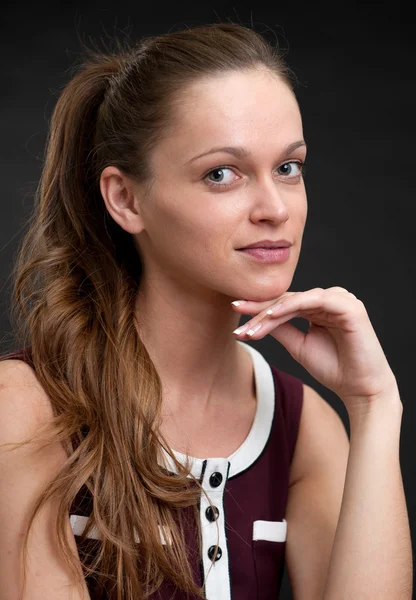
[0,22,411,600]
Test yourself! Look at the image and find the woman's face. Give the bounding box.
[134,67,308,304]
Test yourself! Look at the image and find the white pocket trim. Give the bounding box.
[69,514,172,545]
[252,519,287,542]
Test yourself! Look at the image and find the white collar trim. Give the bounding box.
[159,341,275,480]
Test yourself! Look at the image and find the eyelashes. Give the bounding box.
[203,160,307,190]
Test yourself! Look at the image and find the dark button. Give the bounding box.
[208,545,222,561]
[209,472,223,487]
[205,506,220,522]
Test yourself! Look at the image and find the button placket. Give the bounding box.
[199,458,231,600]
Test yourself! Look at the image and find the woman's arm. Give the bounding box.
[0,359,91,600]
[323,392,412,599]
[232,289,413,598]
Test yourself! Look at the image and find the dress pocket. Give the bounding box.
[70,514,172,544]
[252,519,287,599]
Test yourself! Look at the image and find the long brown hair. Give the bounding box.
[1,21,296,600]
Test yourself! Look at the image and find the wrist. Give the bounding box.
[344,383,403,424]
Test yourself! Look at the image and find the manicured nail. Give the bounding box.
[266,303,283,315]
[247,323,262,337]
[233,323,249,335]
[231,300,247,306]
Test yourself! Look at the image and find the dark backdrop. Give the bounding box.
[1,1,415,597]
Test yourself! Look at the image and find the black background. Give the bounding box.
[1,1,415,597]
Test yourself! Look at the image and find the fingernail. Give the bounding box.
[233,323,250,335]
[247,323,262,337]
[231,300,247,306]
[266,303,283,315]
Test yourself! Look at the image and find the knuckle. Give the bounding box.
[353,298,366,314]
[327,287,359,301]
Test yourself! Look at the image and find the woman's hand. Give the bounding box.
[231,287,400,414]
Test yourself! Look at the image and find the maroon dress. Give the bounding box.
[1,341,304,599]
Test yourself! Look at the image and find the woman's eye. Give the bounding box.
[205,167,236,188]
[277,162,304,177]
[203,161,305,190]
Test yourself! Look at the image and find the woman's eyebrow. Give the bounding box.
[186,140,307,164]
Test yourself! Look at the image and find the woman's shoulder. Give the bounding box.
[0,348,55,440]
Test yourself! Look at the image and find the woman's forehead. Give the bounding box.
[160,71,302,164]
[181,69,296,119]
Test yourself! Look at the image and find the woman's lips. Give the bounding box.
[237,247,290,263]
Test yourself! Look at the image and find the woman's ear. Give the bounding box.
[100,166,145,235]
